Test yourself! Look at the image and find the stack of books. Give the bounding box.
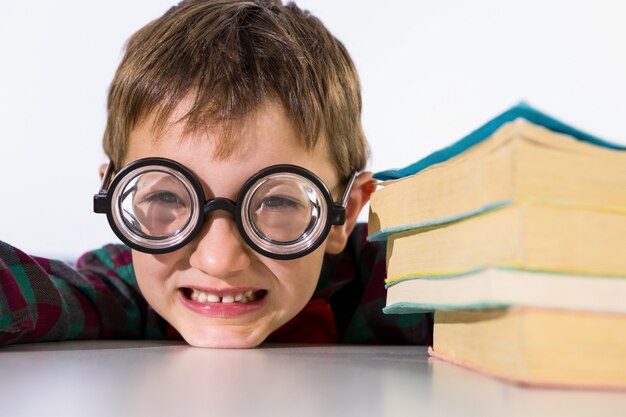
[368,103,626,389]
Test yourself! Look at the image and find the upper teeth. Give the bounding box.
[190,289,257,304]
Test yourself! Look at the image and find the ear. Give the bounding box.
[325,171,376,255]
[98,163,108,180]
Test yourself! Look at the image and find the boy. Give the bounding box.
[0,0,432,348]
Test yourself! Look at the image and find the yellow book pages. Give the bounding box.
[432,308,626,389]
[369,119,626,239]
[385,202,626,281]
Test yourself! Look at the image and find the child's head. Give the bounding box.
[98,0,373,348]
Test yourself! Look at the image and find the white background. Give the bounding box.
[1,0,626,259]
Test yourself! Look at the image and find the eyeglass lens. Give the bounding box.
[119,170,194,240]
[247,174,321,243]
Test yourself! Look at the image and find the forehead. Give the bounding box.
[124,100,338,197]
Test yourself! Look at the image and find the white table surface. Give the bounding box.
[1,341,624,417]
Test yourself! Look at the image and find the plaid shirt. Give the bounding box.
[0,224,432,346]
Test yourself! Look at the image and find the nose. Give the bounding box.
[188,213,252,278]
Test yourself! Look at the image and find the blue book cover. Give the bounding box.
[374,102,626,181]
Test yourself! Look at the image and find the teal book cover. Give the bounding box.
[374,102,626,181]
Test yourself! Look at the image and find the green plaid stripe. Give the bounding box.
[9,264,37,305]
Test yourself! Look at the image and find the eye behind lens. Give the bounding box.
[240,170,331,257]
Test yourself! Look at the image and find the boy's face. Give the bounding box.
[122,100,344,348]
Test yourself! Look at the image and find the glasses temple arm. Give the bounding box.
[98,162,115,193]
[93,161,115,214]
[339,171,358,208]
[331,171,358,225]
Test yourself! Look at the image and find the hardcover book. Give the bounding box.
[431,308,626,389]
[368,104,626,242]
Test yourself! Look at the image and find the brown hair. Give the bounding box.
[103,0,369,181]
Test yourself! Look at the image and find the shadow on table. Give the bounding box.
[0,339,186,352]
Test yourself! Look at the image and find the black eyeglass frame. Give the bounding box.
[93,157,357,260]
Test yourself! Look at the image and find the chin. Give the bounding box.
[179,327,268,349]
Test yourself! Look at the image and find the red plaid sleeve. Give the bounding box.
[0,241,173,346]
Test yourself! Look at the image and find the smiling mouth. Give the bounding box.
[181,288,268,304]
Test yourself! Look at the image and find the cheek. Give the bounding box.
[131,251,179,305]
[268,249,325,309]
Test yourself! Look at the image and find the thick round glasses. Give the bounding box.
[93,158,357,260]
